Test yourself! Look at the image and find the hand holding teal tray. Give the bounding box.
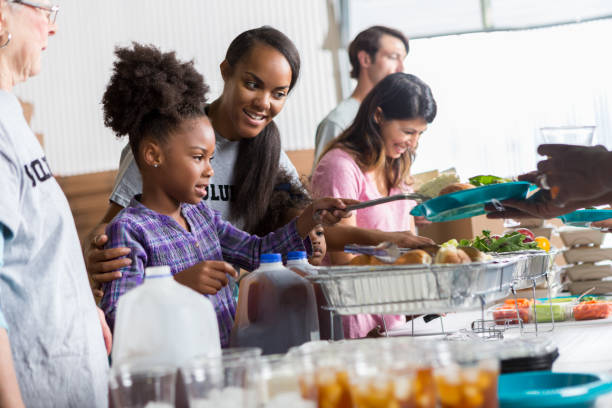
[410,181,532,223]
[557,209,612,228]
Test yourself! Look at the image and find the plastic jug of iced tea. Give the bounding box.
[112,265,221,368]
[285,251,343,340]
[230,253,320,354]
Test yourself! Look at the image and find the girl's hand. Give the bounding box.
[297,197,359,238]
[174,260,238,295]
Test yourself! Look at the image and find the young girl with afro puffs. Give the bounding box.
[99,43,354,347]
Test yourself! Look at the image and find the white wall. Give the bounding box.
[14,0,338,176]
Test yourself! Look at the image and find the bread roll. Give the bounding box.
[458,246,486,262]
[349,254,374,266]
[348,254,389,266]
[434,247,472,264]
[438,183,476,196]
[394,249,432,265]
[418,244,441,258]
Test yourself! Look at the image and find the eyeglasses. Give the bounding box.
[11,0,59,24]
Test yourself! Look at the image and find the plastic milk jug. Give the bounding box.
[112,265,221,368]
[285,251,344,340]
[230,253,320,354]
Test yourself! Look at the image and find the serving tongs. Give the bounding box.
[344,242,401,263]
[344,192,431,212]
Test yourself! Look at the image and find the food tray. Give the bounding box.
[410,181,531,222]
[307,258,519,315]
[568,280,612,295]
[489,301,573,324]
[563,247,612,264]
[558,227,605,247]
[564,264,612,281]
[557,209,612,227]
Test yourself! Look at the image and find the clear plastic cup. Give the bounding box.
[433,342,499,408]
[253,354,316,408]
[110,363,176,408]
[538,125,596,146]
[222,347,263,363]
[181,355,259,408]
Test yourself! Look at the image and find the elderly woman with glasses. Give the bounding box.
[0,1,109,407]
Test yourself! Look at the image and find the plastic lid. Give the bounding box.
[145,265,172,278]
[260,253,282,263]
[287,251,307,261]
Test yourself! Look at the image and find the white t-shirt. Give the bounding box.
[0,91,108,407]
[313,97,360,165]
[110,129,300,229]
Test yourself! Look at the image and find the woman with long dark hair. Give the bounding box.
[311,72,437,338]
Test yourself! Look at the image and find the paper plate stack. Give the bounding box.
[560,227,612,295]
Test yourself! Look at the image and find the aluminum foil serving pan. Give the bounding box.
[308,258,519,315]
[493,250,557,289]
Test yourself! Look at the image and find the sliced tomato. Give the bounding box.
[516,228,535,242]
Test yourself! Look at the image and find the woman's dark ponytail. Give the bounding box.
[232,123,281,232]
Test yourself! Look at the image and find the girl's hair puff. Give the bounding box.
[102,42,209,164]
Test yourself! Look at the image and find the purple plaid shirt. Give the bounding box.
[101,197,307,347]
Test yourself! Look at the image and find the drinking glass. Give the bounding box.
[433,342,499,408]
[109,363,176,408]
[538,125,596,146]
[181,354,259,408]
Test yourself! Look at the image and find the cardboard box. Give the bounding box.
[416,214,506,243]
[287,148,314,178]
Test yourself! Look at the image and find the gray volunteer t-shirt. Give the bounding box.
[0,91,108,407]
[313,97,360,165]
[110,130,300,229]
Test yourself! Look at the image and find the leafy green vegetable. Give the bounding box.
[469,175,512,186]
[461,230,539,253]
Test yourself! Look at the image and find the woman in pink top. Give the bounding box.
[311,72,437,338]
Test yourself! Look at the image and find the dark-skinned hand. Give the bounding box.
[536,144,612,206]
[173,260,238,295]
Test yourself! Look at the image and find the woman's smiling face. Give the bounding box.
[221,43,292,140]
[378,115,427,160]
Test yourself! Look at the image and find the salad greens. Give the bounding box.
[468,175,512,186]
[459,230,539,253]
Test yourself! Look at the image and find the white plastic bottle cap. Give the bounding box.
[145,265,172,279]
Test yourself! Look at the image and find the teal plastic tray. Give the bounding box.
[499,372,612,408]
[558,209,612,227]
[410,182,532,222]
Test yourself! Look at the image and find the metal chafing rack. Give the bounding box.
[308,249,558,338]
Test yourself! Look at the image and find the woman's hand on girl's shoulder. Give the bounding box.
[86,233,131,298]
[174,260,238,295]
